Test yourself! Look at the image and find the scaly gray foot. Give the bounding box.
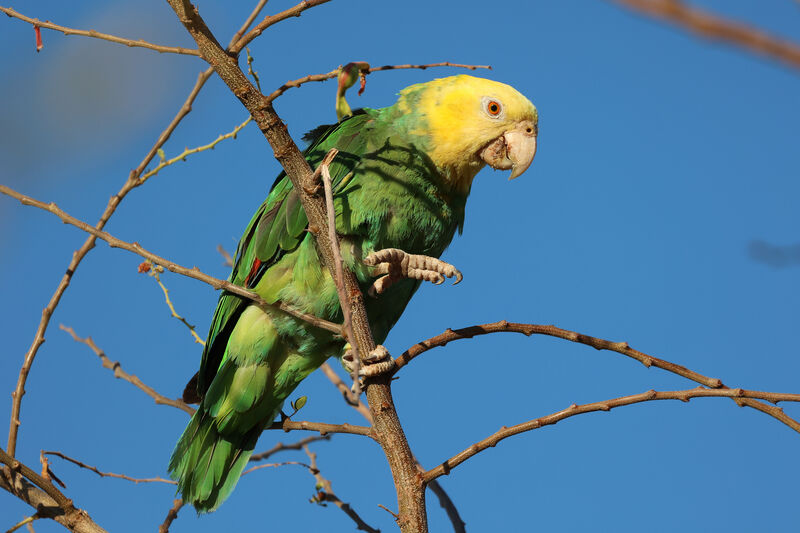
[342,345,396,380]
[363,248,463,296]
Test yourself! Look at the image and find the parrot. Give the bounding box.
[168,74,538,512]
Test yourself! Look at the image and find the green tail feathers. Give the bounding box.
[168,410,261,512]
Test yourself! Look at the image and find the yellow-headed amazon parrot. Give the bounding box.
[169,74,538,511]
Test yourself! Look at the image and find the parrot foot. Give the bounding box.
[363,248,463,296]
[342,345,396,380]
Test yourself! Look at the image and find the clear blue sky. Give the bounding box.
[1,1,799,531]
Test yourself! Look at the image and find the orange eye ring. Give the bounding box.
[485,99,503,117]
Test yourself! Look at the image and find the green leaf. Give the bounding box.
[292,396,307,412]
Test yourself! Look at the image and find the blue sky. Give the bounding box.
[1,1,799,531]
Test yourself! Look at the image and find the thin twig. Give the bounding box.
[320,362,372,420]
[0,448,77,519]
[42,451,175,484]
[612,0,800,69]
[245,47,262,92]
[304,446,381,533]
[216,244,234,267]
[319,149,361,392]
[267,419,374,438]
[142,262,206,346]
[0,185,341,334]
[0,6,200,56]
[228,0,270,49]
[135,116,252,187]
[60,325,195,415]
[424,386,800,481]
[250,435,331,462]
[266,62,492,103]
[230,0,333,54]
[61,325,373,439]
[394,320,800,433]
[242,461,312,476]
[158,499,184,533]
[5,514,39,533]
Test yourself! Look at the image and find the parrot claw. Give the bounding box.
[363,248,463,295]
[342,345,395,382]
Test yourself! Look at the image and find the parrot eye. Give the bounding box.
[482,97,504,118]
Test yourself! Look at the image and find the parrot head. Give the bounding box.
[394,75,538,192]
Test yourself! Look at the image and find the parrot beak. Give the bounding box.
[479,120,537,180]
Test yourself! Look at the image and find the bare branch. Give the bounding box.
[60,325,195,415]
[158,499,184,533]
[304,446,381,533]
[267,420,374,438]
[242,461,312,476]
[216,244,234,267]
[0,6,200,56]
[0,186,341,334]
[140,262,206,346]
[424,386,800,482]
[62,324,372,439]
[228,0,270,49]
[612,0,800,70]
[394,320,800,433]
[134,116,252,187]
[5,514,39,533]
[5,0,268,458]
[266,62,492,104]
[230,0,333,54]
[318,149,363,392]
[320,363,372,421]
[250,435,332,463]
[0,451,107,533]
[42,451,175,485]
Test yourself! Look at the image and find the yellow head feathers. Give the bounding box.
[394,75,538,191]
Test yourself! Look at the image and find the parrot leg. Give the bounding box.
[342,345,396,377]
[363,248,463,296]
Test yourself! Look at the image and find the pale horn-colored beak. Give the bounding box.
[479,119,538,180]
[505,120,537,180]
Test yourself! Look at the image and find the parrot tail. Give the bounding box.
[168,409,260,512]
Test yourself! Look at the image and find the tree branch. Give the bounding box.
[0,186,341,334]
[0,6,200,56]
[304,446,381,533]
[611,0,800,70]
[60,325,195,415]
[250,435,332,463]
[157,499,184,533]
[230,0,333,54]
[61,323,373,442]
[394,320,800,433]
[267,420,374,438]
[42,451,175,485]
[265,62,492,103]
[4,0,269,458]
[0,452,107,533]
[163,1,427,529]
[424,386,800,482]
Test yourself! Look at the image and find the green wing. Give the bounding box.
[195,111,373,396]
